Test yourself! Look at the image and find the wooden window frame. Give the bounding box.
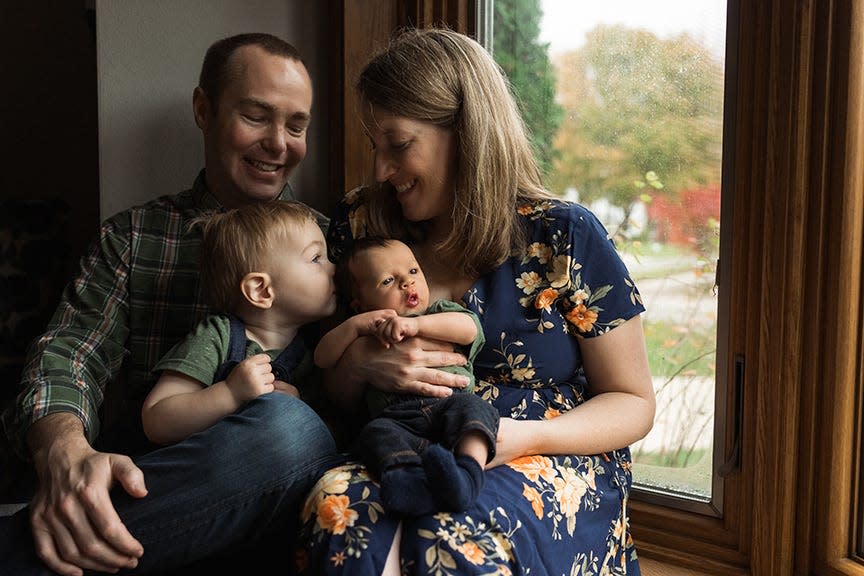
[323,1,864,573]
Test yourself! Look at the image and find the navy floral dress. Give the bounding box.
[297,189,646,575]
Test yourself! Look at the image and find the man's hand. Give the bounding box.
[273,380,301,397]
[27,414,145,576]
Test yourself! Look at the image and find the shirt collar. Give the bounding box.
[191,169,297,209]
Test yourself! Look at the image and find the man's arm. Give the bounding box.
[3,215,147,575]
[3,216,133,457]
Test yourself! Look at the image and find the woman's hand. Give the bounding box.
[486,417,540,468]
[362,336,469,396]
[323,335,469,412]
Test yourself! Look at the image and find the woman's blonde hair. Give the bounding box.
[357,26,554,277]
[195,201,317,313]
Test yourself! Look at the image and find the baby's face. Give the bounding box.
[351,241,430,315]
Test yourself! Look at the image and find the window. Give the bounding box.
[491,0,729,511]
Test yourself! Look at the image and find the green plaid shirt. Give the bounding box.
[1,170,328,458]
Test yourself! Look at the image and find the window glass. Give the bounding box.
[492,0,728,502]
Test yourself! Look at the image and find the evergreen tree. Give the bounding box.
[493,0,562,177]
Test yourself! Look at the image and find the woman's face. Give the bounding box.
[364,106,457,225]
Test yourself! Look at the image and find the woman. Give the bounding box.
[298,27,656,575]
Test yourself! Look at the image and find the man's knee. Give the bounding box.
[247,394,337,461]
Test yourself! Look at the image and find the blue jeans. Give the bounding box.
[0,393,339,575]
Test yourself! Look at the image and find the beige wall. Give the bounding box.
[95,0,329,218]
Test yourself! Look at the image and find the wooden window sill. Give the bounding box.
[641,557,714,576]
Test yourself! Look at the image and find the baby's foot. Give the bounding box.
[380,465,438,516]
[421,444,484,511]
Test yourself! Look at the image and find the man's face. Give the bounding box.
[194,45,313,207]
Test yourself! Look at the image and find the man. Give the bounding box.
[0,33,337,576]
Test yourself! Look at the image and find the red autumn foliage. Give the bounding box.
[647,186,720,247]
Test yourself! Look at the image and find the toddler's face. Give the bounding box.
[267,220,337,322]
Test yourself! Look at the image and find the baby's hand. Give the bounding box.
[356,309,398,336]
[376,315,418,344]
[357,309,398,347]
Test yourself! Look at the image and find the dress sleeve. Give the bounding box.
[325,187,368,263]
[555,203,646,337]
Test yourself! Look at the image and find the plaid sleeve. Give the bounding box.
[2,215,133,459]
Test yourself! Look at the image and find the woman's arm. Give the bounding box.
[488,315,656,466]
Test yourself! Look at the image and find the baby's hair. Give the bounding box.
[193,201,318,313]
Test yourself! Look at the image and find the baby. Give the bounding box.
[315,237,499,516]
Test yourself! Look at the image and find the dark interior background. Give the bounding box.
[1,1,99,455]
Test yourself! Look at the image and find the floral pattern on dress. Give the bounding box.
[412,510,519,575]
[304,193,646,575]
[515,203,638,337]
[300,464,383,563]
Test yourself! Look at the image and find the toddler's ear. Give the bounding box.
[349,298,362,313]
[241,272,274,309]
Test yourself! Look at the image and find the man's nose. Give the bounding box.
[262,125,287,154]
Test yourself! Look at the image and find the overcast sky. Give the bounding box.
[538,1,728,59]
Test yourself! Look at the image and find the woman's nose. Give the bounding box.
[374,151,397,183]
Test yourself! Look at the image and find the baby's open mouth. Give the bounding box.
[406,292,420,307]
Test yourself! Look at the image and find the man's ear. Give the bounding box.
[241,272,274,309]
[192,86,210,130]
